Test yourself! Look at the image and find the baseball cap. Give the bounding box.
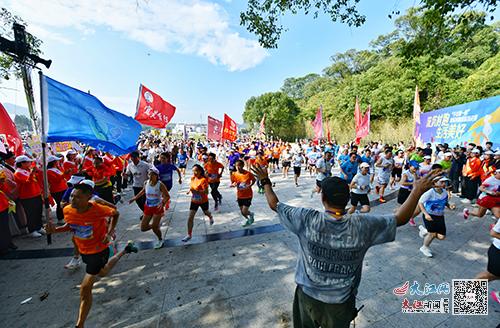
[79,179,95,189]
[484,150,494,155]
[149,167,160,175]
[408,160,420,168]
[360,162,370,168]
[47,155,60,163]
[67,149,77,155]
[471,149,480,153]
[15,155,34,164]
[444,152,452,157]
[67,175,85,185]
[423,155,431,160]
[433,176,449,182]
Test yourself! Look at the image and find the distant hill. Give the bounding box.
[3,102,30,118]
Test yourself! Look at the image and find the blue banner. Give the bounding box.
[416,95,500,148]
[42,75,141,155]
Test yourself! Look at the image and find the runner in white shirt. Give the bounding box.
[292,152,305,186]
[348,162,371,214]
[419,155,433,177]
[463,169,500,220]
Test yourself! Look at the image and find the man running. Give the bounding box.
[375,149,394,203]
[204,153,224,211]
[45,183,138,328]
[231,159,256,227]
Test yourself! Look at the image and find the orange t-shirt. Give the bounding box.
[88,164,113,187]
[63,202,114,255]
[14,168,42,199]
[272,147,281,159]
[231,171,255,199]
[463,157,482,178]
[47,168,68,193]
[255,157,268,168]
[112,156,124,172]
[190,176,209,204]
[204,161,224,183]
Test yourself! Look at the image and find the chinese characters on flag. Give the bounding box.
[222,114,237,141]
[135,84,176,128]
[0,102,24,155]
[207,116,222,141]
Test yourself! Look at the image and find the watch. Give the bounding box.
[260,178,272,186]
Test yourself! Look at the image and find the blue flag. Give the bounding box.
[42,75,141,155]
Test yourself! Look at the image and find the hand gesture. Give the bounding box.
[44,221,56,234]
[414,169,442,194]
[250,165,269,180]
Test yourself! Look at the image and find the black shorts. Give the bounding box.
[272,158,279,164]
[81,247,110,275]
[350,192,369,207]
[423,214,446,236]
[391,167,402,178]
[316,180,323,188]
[283,161,291,167]
[179,164,187,169]
[487,244,500,277]
[293,167,301,175]
[190,202,209,212]
[237,198,252,207]
[397,188,411,204]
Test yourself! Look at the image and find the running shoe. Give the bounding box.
[491,290,500,304]
[181,235,192,242]
[409,218,416,227]
[209,217,214,225]
[64,257,82,270]
[419,246,433,258]
[154,240,164,249]
[242,219,251,227]
[463,208,469,220]
[249,212,255,225]
[214,204,219,211]
[379,197,386,203]
[460,198,471,204]
[38,228,47,235]
[418,225,428,239]
[29,231,42,238]
[124,241,138,253]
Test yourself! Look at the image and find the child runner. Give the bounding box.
[418,176,456,257]
[204,153,224,211]
[183,164,214,242]
[231,159,256,227]
[474,217,500,304]
[375,149,394,203]
[44,183,138,328]
[463,168,500,220]
[348,162,371,214]
[129,167,170,249]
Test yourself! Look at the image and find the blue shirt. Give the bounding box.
[156,163,177,188]
[177,153,188,165]
[276,202,396,303]
[340,160,358,182]
[228,153,240,168]
[338,154,349,165]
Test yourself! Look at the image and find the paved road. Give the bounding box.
[1,168,499,327]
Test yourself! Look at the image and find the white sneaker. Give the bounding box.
[460,199,471,204]
[29,231,42,238]
[64,257,81,269]
[181,235,192,242]
[418,225,428,239]
[154,240,164,249]
[38,228,46,235]
[419,246,433,258]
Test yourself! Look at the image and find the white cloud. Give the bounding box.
[2,0,269,71]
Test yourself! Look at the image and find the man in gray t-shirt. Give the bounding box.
[251,165,437,328]
[125,151,150,214]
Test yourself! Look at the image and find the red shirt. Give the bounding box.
[63,202,114,255]
[14,168,42,199]
[103,155,116,176]
[88,164,113,187]
[0,182,10,212]
[63,161,78,180]
[47,168,68,193]
[82,156,94,172]
[112,156,124,172]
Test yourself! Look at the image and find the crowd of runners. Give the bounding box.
[0,134,499,327]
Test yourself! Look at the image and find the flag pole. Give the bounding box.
[38,70,52,245]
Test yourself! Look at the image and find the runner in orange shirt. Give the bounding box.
[45,183,137,328]
[183,164,214,242]
[255,151,269,193]
[204,153,224,211]
[231,159,256,227]
[461,148,482,203]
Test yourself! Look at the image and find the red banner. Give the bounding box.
[0,103,24,155]
[207,116,222,141]
[135,84,176,128]
[311,106,323,142]
[222,114,237,141]
[355,103,370,144]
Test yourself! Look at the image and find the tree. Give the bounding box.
[243,92,303,140]
[280,73,320,99]
[14,114,31,132]
[0,7,43,80]
[240,0,497,48]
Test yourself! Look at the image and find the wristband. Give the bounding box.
[260,178,272,186]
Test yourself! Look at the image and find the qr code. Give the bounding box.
[452,279,488,315]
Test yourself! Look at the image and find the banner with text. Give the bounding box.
[207,116,222,141]
[416,95,499,147]
[222,114,237,141]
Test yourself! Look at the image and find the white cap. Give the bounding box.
[444,152,452,157]
[484,150,494,155]
[149,167,160,175]
[47,155,60,163]
[67,175,85,185]
[471,149,480,153]
[423,155,431,160]
[434,176,450,182]
[67,149,77,155]
[360,162,370,168]
[79,180,95,189]
[15,155,34,164]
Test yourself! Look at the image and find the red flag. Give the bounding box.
[0,103,24,155]
[354,97,362,129]
[135,84,176,128]
[207,116,222,141]
[310,106,323,142]
[222,114,238,141]
[355,104,370,144]
[325,120,331,143]
[258,113,266,137]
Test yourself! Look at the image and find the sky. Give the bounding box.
[0,0,460,124]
